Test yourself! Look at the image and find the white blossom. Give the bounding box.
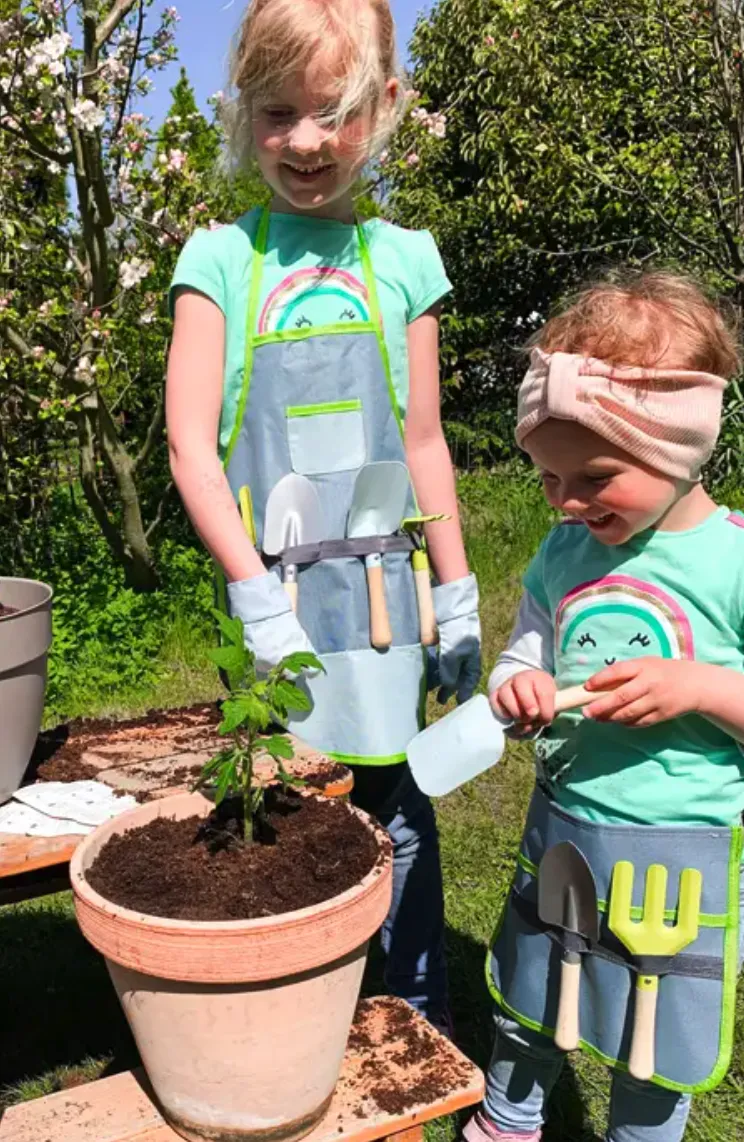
[119,257,152,290]
[406,152,420,167]
[427,112,447,139]
[164,148,187,173]
[31,345,45,360]
[72,99,105,132]
[102,56,129,83]
[38,300,54,317]
[74,356,96,380]
[139,307,157,325]
[27,32,71,77]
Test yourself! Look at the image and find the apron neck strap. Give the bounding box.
[246,207,271,340]
[248,206,384,336]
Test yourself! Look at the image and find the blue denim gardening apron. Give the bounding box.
[487,786,743,1093]
[222,208,424,764]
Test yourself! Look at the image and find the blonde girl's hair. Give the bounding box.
[529,270,741,379]
[224,0,407,167]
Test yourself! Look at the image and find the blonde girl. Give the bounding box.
[166,0,481,1031]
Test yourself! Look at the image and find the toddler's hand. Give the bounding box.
[583,658,704,726]
[490,670,557,735]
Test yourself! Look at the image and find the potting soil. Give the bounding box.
[349,998,476,1116]
[0,601,18,617]
[87,790,387,920]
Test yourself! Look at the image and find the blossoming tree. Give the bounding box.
[0,1,259,588]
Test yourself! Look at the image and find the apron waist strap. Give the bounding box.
[267,534,416,568]
[511,888,724,981]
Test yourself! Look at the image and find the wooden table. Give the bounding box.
[1,997,484,1142]
[0,705,351,906]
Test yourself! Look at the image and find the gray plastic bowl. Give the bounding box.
[0,578,53,804]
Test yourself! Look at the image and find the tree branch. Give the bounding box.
[134,384,166,471]
[96,0,140,50]
[145,481,174,540]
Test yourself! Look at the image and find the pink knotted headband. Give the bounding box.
[516,348,727,481]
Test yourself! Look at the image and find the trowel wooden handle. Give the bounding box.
[412,551,437,647]
[366,557,392,650]
[628,977,658,1082]
[555,956,582,1052]
[284,565,299,613]
[554,684,610,715]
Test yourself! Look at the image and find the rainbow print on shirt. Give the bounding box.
[258,268,370,333]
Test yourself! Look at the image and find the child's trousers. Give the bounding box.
[350,762,448,1027]
[479,884,744,1142]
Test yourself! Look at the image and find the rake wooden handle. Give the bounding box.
[412,551,437,647]
[555,955,582,1052]
[366,556,392,650]
[628,976,658,1081]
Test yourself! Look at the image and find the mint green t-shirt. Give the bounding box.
[524,507,744,827]
[169,209,451,456]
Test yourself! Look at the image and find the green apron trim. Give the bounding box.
[324,749,409,765]
[487,822,744,1093]
[224,207,270,469]
[286,399,362,418]
[255,323,377,346]
[357,222,406,440]
[516,852,728,927]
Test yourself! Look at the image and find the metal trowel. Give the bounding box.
[347,461,410,649]
[263,474,325,612]
[538,841,599,1051]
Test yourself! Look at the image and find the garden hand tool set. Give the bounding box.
[260,464,446,647]
[538,841,599,1051]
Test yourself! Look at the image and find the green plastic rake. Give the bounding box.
[609,861,702,1081]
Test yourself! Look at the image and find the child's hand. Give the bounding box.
[583,658,705,726]
[490,670,557,734]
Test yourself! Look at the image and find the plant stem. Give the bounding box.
[243,728,255,844]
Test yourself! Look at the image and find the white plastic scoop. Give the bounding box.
[407,684,602,797]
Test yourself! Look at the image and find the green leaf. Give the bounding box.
[208,645,246,674]
[211,609,245,649]
[273,679,312,713]
[262,733,295,761]
[215,760,238,806]
[278,651,325,675]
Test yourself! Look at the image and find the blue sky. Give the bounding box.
[144,0,431,125]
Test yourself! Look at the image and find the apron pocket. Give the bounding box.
[286,400,366,475]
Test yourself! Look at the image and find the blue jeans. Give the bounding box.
[350,762,448,1024]
[481,886,744,1141]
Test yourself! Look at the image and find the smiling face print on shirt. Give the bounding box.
[258,268,371,333]
[535,574,695,790]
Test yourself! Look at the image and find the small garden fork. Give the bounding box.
[609,861,703,1081]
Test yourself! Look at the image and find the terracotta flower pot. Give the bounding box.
[0,577,53,805]
[72,791,392,1142]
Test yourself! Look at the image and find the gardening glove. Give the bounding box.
[227,573,319,675]
[432,573,482,705]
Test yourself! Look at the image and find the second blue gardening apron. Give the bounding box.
[222,208,425,764]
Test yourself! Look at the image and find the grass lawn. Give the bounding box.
[1,471,743,1141]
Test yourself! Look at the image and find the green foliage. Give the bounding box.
[198,612,324,843]
[387,0,744,481]
[41,489,214,721]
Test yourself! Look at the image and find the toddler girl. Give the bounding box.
[465,272,744,1141]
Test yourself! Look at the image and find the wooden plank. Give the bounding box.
[0,832,79,879]
[2,998,484,1142]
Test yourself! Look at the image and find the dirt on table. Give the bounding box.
[87,789,387,921]
[29,703,221,784]
[0,601,18,618]
[348,997,476,1117]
